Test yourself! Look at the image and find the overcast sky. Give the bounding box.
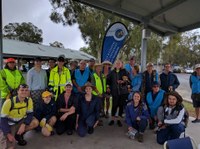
[2,0,86,50]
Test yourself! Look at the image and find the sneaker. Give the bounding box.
[191,119,200,123]
[88,127,94,134]
[137,133,144,143]
[15,134,27,146]
[108,120,114,126]
[117,120,122,127]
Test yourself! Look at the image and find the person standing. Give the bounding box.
[141,62,159,98]
[0,84,39,148]
[190,64,200,123]
[102,60,112,118]
[27,57,47,107]
[49,55,71,100]
[160,63,180,92]
[0,58,25,104]
[107,60,131,127]
[124,56,136,78]
[86,58,96,76]
[72,60,90,94]
[46,58,56,83]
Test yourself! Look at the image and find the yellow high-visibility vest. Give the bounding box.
[92,73,106,95]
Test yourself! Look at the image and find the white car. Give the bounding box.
[184,68,194,73]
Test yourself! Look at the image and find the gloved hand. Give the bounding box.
[45,124,53,132]
[40,118,46,127]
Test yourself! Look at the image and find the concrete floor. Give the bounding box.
[17,118,200,149]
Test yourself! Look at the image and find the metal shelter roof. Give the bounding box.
[2,39,95,60]
[75,0,200,36]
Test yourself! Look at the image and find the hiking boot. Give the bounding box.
[117,120,122,127]
[191,119,200,123]
[137,133,144,143]
[15,134,27,146]
[108,120,114,126]
[88,127,94,134]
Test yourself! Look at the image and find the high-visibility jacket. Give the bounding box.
[92,73,106,95]
[49,66,71,99]
[0,69,25,99]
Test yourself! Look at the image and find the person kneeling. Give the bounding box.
[34,91,57,137]
[125,92,150,143]
[0,84,39,148]
[156,91,186,145]
[76,82,100,137]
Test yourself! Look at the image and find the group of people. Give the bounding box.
[0,55,199,149]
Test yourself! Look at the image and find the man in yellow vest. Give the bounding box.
[0,84,39,148]
[91,63,106,122]
[0,58,25,105]
[48,55,71,100]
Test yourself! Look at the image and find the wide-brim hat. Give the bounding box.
[94,63,102,69]
[195,64,200,69]
[167,91,183,103]
[102,60,112,66]
[81,82,95,91]
[146,62,154,67]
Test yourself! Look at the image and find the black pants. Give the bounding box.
[111,94,128,117]
[56,114,76,135]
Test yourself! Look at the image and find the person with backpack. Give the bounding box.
[0,84,39,148]
[0,58,25,105]
[125,91,150,143]
[156,91,186,144]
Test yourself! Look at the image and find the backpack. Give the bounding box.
[10,97,29,111]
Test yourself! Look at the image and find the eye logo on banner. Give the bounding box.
[101,22,128,64]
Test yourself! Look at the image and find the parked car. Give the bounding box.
[173,66,182,73]
[184,67,194,74]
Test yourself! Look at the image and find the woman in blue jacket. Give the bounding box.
[125,91,150,142]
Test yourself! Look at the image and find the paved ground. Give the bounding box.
[15,117,200,149]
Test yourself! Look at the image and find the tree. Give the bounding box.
[3,22,43,44]
[49,41,64,48]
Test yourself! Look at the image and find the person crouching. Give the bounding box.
[34,91,57,137]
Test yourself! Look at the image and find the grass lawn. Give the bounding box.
[183,101,195,117]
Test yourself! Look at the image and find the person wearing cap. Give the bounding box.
[102,60,112,118]
[160,63,180,92]
[107,60,131,127]
[0,58,25,104]
[146,81,165,129]
[124,56,136,78]
[56,82,78,135]
[189,63,200,123]
[86,58,96,76]
[49,55,71,100]
[156,91,186,144]
[34,91,57,137]
[0,84,39,148]
[27,57,47,108]
[76,82,100,137]
[141,62,159,98]
[46,58,56,83]
[72,60,91,94]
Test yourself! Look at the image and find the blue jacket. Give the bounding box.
[77,94,100,121]
[160,72,180,92]
[125,102,150,127]
[190,72,200,94]
[131,74,142,92]
[146,90,165,117]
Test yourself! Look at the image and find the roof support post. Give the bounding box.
[140,26,150,72]
[0,0,3,70]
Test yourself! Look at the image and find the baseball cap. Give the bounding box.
[65,81,73,86]
[6,58,16,63]
[58,55,65,62]
[42,91,52,98]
